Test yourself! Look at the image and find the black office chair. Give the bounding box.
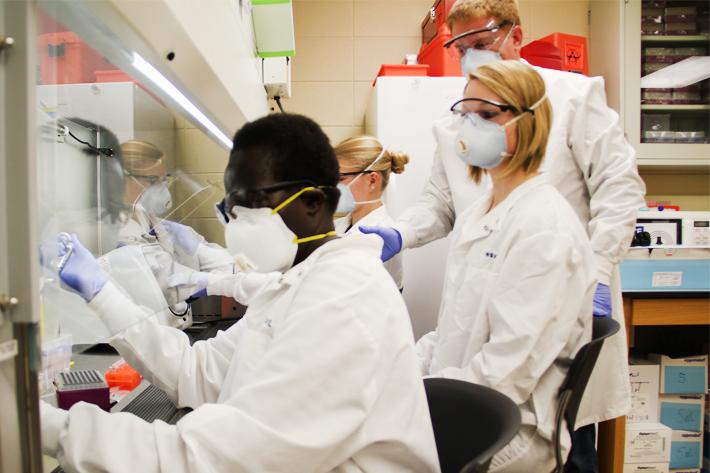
[551,317,621,473]
[424,378,522,473]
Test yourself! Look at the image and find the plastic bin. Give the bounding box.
[104,360,142,391]
[94,69,134,83]
[539,33,588,75]
[38,31,114,85]
[373,64,429,86]
[521,40,564,72]
[417,28,462,77]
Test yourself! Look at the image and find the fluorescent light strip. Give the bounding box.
[132,52,233,149]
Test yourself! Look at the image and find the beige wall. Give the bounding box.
[175,0,706,243]
[173,114,230,246]
[280,0,591,143]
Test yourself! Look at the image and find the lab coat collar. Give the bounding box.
[279,232,382,286]
[456,173,548,245]
[335,205,388,235]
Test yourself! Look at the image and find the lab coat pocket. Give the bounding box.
[452,264,496,333]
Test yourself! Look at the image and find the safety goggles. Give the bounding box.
[127,172,172,186]
[443,20,513,58]
[450,97,518,121]
[338,170,376,183]
[218,180,322,222]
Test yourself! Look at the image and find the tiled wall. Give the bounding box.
[174,114,230,245]
[177,0,594,244]
[278,0,591,143]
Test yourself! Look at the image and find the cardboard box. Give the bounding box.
[650,355,708,395]
[630,360,662,423]
[671,431,703,469]
[624,463,670,473]
[660,395,705,432]
[626,423,673,464]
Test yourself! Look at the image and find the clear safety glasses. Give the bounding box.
[450,97,518,122]
[218,179,323,222]
[443,20,513,59]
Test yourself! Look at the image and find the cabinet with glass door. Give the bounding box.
[624,0,710,167]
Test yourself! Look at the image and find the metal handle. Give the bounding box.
[0,294,19,312]
[0,35,15,52]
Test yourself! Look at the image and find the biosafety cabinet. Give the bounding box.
[0,0,275,471]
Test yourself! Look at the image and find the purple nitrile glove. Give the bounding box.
[157,220,202,255]
[358,225,403,262]
[57,233,107,302]
[592,283,612,318]
[167,271,210,301]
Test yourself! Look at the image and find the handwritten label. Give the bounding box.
[652,271,682,287]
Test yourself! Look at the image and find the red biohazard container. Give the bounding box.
[373,64,429,86]
[38,31,114,85]
[522,33,588,75]
[94,69,135,83]
[417,27,462,77]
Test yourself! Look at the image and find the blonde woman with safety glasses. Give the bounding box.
[333,136,409,290]
[416,60,596,472]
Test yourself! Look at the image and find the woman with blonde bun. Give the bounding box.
[334,136,409,289]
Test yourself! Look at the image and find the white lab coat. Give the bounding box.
[335,205,403,289]
[41,234,440,473]
[397,65,646,426]
[417,175,596,470]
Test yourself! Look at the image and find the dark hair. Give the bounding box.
[228,113,340,210]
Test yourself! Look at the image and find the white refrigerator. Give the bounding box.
[366,76,466,339]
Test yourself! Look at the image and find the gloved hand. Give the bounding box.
[592,283,612,318]
[358,226,402,262]
[167,270,210,300]
[155,220,203,256]
[40,400,68,457]
[57,234,107,302]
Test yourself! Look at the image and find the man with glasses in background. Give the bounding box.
[360,1,646,471]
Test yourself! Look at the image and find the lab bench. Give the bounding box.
[597,291,710,473]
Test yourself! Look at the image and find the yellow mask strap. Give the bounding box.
[294,230,337,245]
[271,186,316,214]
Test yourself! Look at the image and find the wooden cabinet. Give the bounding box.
[597,293,710,473]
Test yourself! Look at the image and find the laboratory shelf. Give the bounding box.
[641,34,710,42]
[640,104,710,111]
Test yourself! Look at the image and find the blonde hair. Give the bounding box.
[447,0,521,30]
[120,140,165,175]
[334,135,409,189]
[467,60,552,183]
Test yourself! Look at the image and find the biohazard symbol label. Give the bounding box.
[565,43,583,67]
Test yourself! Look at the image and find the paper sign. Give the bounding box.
[652,272,682,287]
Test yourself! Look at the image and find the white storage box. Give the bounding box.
[626,422,673,464]
[624,463,670,473]
[660,394,705,433]
[629,360,662,423]
[670,430,704,470]
[649,355,708,395]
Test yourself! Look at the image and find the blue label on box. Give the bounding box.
[661,402,703,431]
[671,441,701,469]
[664,366,707,394]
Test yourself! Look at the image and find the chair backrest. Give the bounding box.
[424,378,522,473]
[552,317,620,472]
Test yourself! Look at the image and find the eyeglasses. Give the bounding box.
[218,179,317,221]
[450,97,518,121]
[127,172,172,186]
[444,21,513,58]
[338,170,375,183]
